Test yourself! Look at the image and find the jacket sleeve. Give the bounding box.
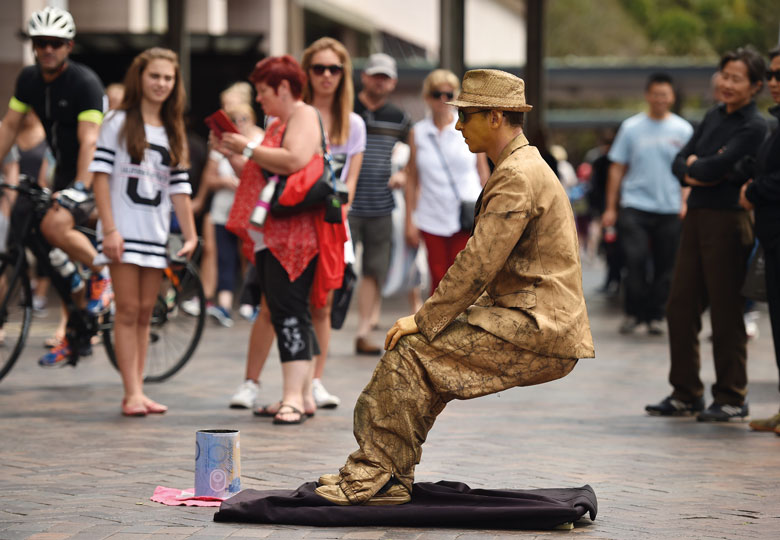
[687,119,767,184]
[746,170,780,206]
[672,118,703,184]
[415,164,531,342]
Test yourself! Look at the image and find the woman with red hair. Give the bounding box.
[216,55,345,425]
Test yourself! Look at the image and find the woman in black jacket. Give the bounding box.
[646,46,767,421]
[740,47,780,432]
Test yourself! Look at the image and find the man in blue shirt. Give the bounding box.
[601,73,693,335]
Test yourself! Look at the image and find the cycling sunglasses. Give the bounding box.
[32,37,68,49]
[310,64,343,76]
[766,70,780,82]
[430,90,454,100]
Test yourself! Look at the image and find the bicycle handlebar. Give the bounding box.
[0,175,53,205]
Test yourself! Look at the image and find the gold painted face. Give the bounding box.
[455,108,493,154]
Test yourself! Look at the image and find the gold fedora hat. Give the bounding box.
[447,69,533,112]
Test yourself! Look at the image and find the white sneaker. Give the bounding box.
[238,304,258,321]
[312,378,341,409]
[744,311,760,340]
[229,379,260,409]
[181,298,201,317]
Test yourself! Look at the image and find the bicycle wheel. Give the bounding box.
[0,253,33,382]
[104,262,206,382]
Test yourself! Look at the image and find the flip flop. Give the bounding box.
[253,401,283,417]
[254,401,315,418]
[272,403,307,425]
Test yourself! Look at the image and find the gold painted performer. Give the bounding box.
[316,69,595,506]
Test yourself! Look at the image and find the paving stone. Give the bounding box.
[1,265,779,539]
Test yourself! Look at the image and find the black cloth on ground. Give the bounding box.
[213,480,597,530]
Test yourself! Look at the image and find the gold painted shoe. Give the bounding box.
[748,412,780,432]
[318,473,340,486]
[314,483,410,506]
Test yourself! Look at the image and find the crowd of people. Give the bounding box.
[1,6,780,442]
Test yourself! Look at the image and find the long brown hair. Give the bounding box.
[301,37,353,146]
[119,47,188,167]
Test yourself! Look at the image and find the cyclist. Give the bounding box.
[0,6,112,366]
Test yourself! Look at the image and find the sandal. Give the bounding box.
[254,400,315,418]
[272,403,307,425]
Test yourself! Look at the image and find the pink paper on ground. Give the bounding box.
[151,485,225,507]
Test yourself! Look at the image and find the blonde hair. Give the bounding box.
[301,37,354,146]
[220,81,253,107]
[422,69,460,98]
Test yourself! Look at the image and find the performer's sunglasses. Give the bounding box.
[457,109,491,123]
[431,90,454,100]
[32,37,68,49]
[311,64,344,76]
[766,70,780,82]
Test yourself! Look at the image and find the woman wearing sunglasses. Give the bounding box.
[405,69,489,295]
[298,37,365,409]
[740,47,780,433]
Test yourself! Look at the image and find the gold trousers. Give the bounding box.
[337,315,578,504]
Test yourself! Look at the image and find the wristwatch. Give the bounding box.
[242,140,259,159]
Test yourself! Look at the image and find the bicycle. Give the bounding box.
[0,176,206,383]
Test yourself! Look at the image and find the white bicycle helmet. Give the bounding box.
[28,7,76,40]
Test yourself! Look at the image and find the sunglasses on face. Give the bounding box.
[766,70,780,82]
[310,64,343,76]
[457,109,491,123]
[431,90,454,100]
[32,37,67,49]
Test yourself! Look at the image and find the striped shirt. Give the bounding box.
[89,110,191,268]
[349,98,411,217]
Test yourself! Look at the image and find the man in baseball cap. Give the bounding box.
[349,52,412,357]
[316,69,594,506]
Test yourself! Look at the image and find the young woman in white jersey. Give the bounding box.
[91,48,197,417]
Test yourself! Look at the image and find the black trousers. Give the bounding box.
[255,249,319,362]
[666,208,753,405]
[618,208,681,321]
[762,241,780,393]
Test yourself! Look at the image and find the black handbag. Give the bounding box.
[330,263,356,330]
[741,243,767,302]
[428,132,476,233]
[269,111,348,222]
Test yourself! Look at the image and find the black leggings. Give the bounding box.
[255,249,319,363]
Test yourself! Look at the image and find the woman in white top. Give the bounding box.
[92,48,197,417]
[405,69,489,295]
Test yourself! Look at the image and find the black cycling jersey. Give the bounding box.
[11,61,104,192]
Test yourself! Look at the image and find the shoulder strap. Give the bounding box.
[428,131,461,201]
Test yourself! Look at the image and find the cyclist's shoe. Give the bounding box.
[87,273,113,315]
[38,339,72,368]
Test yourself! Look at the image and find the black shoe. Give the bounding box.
[697,402,749,422]
[645,395,704,416]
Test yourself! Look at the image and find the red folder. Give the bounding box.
[205,109,240,137]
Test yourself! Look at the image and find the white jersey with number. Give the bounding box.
[89,110,191,268]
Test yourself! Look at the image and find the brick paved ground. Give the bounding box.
[1,262,779,539]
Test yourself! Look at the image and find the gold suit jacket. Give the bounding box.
[415,133,595,359]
